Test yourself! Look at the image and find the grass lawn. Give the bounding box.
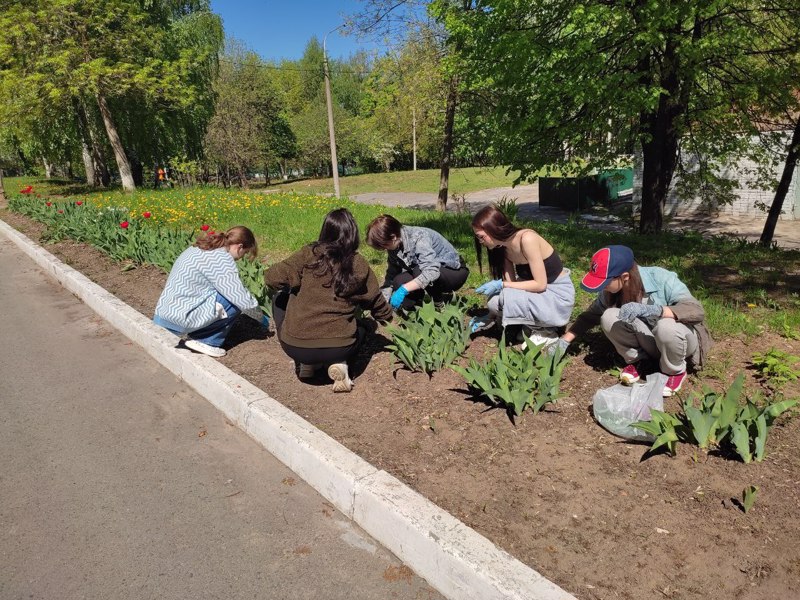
[5,176,800,357]
[260,166,525,196]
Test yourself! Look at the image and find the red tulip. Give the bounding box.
[20,185,33,194]
[45,202,52,207]
[120,221,129,229]
[57,209,64,214]
[142,211,151,218]
[200,224,210,231]
[75,201,83,206]
[208,229,216,235]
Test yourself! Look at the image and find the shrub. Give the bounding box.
[452,332,567,416]
[387,298,470,375]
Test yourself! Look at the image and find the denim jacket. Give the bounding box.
[383,226,462,289]
[569,266,713,366]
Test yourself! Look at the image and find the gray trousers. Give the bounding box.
[601,307,698,374]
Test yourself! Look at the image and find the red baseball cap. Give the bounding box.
[580,245,635,292]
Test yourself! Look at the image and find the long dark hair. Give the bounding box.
[471,205,521,279]
[195,225,258,259]
[309,208,361,298]
[604,263,644,307]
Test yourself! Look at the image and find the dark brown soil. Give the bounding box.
[5,209,800,600]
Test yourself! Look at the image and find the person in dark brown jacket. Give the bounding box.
[264,208,392,392]
[553,245,712,397]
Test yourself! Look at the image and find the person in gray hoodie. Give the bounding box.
[366,214,469,311]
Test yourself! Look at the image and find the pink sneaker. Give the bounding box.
[663,372,687,397]
[619,363,640,385]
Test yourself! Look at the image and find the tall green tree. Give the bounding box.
[204,41,289,186]
[0,0,221,190]
[435,0,800,232]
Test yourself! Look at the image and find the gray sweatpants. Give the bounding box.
[486,270,575,328]
[601,307,698,374]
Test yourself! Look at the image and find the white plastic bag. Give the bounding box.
[592,373,668,441]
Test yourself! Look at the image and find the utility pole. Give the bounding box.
[323,29,341,199]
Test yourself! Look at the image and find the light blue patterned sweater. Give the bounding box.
[154,247,261,332]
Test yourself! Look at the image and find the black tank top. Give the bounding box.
[514,250,563,284]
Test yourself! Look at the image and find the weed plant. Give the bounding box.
[751,348,800,387]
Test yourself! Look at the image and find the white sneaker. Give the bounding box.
[298,363,318,378]
[184,339,227,358]
[519,327,559,351]
[327,363,353,393]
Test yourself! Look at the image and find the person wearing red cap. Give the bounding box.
[553,245,712,396]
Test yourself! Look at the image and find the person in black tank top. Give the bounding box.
[469,206,576,343]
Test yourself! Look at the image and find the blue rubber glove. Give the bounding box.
[390,286,409,310]
[261,314,270,329]
[475,279,503,297]
[469,314,495,334]
[618,302,662,324]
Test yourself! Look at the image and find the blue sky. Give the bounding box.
[210,0,385,61]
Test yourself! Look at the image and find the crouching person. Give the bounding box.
[265,208,392,392]
[153,226,268,357]
[555,245,712,397]
[366,214,469,311]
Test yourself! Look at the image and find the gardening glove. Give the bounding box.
[618,302,662,324]
[476,279,503,297]
[261,314,270,329]
[469,314,495,334]
[390,286,410,310]
[547,337,571,357]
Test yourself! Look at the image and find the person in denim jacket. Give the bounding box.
[555,245,712,397]
[366,214,469,311]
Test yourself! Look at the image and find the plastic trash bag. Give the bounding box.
[592,373,668,441]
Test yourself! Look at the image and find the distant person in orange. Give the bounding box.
[156,167,166,188]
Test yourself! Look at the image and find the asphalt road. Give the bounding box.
[0,235,441,600]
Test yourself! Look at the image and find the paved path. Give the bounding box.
[353,184,799,249]
[0,237,440,600]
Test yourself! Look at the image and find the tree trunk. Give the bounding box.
[129,154,144,187]
[96,92,135,191]
[42,158,53,179]
[437,76,458,212]
[760,117,800,246]
[638,42,685,234]
[81,142,96,185]
[0,169,7,209]
[74,99,111,187]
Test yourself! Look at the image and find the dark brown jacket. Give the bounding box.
[264,245,392,348]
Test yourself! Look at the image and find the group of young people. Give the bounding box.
[153,206,710,396]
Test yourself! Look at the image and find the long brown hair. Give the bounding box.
[604,263,644,307]
[365,214,402,250]
[195,225,258,260]
[309,208,362,298]
[471,205,521,279]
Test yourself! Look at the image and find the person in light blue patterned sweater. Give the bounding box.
[153,225,267,357]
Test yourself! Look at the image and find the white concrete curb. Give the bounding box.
[0,217,576,600]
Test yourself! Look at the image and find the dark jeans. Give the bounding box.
[272,289,363,365]
[392,262,469,310]
[153,293,240,348]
